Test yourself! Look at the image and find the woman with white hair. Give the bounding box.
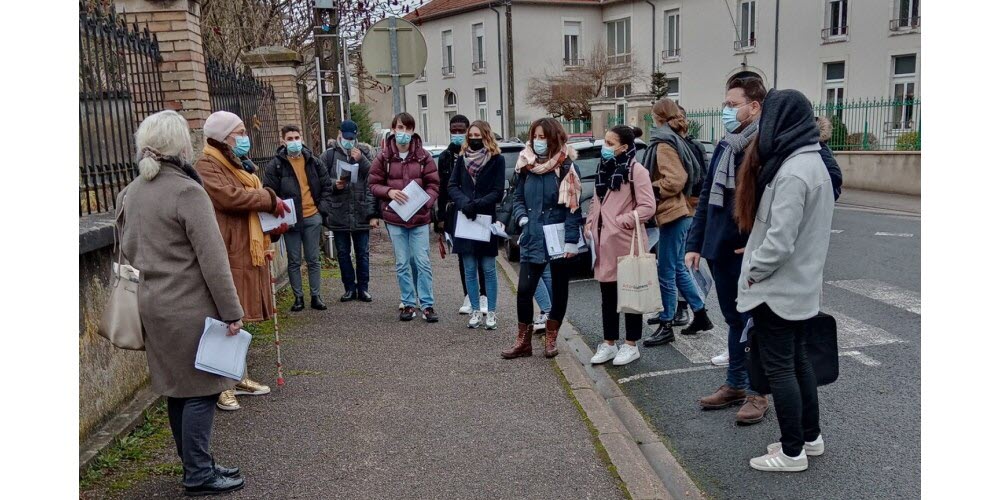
[116,110,246,495]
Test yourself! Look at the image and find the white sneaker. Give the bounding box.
[749,448,808,472]
[467,311,483,329]
[398,302,405,311]
[479,295,488,314]
[590,343,619,364]
[484,312,498,330]
[533,313,549,332]
[711,352,730,366]
[767,435,824,457]
[612,343,641,366]
[459,295,473,315]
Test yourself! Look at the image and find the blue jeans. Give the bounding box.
[387,224,434,308]
[333,230,370,294]
[533,264,553,313]
[657,217,705,322]
[285,214,324,297]
[708,254,753,392]
[461,254,498,312]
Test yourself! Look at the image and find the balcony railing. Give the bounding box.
[890,16,920,31]
[441,65,455,76]
[563,57,585,67]
[661,48,681,61]
[607,53,632,65]
[734,37,756,52]
[472,60,486,73]
[821,25,849,40]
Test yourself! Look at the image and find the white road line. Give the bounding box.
[874,232,914,237]
[840,350,881,366]
[831,229,844,233]
[617,364,722,384]
[826,308,903,349]
[827,279,921,315]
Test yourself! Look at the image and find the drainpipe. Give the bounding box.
[645,1,657,74]
[490,3,505,138]
[773,0,780,87]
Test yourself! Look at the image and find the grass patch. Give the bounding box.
[80,401,178,495]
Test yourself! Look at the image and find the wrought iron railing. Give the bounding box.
[734,37,756,51]
[661,48,681,61]
[441,65,455,76]
[890,16,920,30]
[821,25,849,40]
[563,57,585,67]
[206,59,281,170]
[472,60,486,73]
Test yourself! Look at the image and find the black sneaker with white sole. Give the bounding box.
[399,306,417,321]
[422,307,439,323]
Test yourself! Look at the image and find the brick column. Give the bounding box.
[242,47,304,134]
[115,0,210,141]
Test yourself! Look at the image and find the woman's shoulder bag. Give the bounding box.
[98,192,145,350]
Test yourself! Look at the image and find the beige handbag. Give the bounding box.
[98,194,145,350]
[617,211,664,315]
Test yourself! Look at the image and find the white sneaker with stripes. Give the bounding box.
[768,435,824,457]
[749,448,808,472]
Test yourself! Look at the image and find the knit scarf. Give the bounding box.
[463,147,490,181]
[515,146,582,213]
[595,145,636,201]
[203,144,269,267]
[709,119,759,207]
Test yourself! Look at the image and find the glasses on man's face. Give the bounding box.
[722,101,749,109]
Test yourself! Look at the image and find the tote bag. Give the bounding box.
[617,211,663,315]
[97,194,145,351]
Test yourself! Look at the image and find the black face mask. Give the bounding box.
[467,138,485,151]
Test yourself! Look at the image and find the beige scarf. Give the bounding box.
[203,145,269,267]
[514,146,582,213]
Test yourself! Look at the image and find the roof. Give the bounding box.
[406,0,601,24]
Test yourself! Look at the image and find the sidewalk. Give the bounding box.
[119,229,624,499]
[837,188,920,215]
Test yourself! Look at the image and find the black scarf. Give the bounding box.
[755,89,820,205]
[595,144,636,201]
[162,156,203,185]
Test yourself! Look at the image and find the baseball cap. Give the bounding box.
[341,120,359,140]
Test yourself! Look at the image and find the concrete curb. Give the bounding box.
[495,256,705,500]
[79,386,162,472]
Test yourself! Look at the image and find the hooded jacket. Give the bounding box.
[320,143,377,231]
[368,134,440,228]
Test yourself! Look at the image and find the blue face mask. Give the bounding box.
[395,132,412,146]
[601,146,616,160]
[341,139,355,150]
[286,140,303,155]
[533,140,548,156]
[232,135,251,157]
[722,106,742,133]
[450,134,465,146]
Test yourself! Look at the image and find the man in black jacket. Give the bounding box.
[264,125,334,312]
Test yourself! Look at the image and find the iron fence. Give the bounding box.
[79,1,164,216]
[206,59,282,170]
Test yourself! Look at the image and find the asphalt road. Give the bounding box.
[545,206,921,499]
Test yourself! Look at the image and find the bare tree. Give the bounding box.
[526,42,644,120]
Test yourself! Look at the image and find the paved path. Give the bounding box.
[122,229,624,499]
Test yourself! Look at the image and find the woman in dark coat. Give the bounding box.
[448,120,506,330]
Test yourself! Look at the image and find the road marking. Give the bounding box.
[840,350,881,366]
[827,279,921,315]
[831,229,843,233]
[874,232,914,237]
[617,364,722,384]
[669,329,730,364]
[826,308,903,349]
[569,278,596,284]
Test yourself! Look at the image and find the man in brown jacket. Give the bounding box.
[196,110,290,411]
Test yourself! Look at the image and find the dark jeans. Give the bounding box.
[333,230,370,294]
[708,254,754,392]
[600,282,642,342]
[286,214,323,297]
[166,394,220,487]
[517,260,570,324]
[458,254,487,297]
[751,303,821,457]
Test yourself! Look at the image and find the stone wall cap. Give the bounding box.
[80,213,117,255]
[242,46,304,67]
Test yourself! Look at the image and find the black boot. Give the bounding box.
[340,290,357,302]
[290,296,305,312]
[681,308,714,335]
[671,301,691,327]
[213,461,240,478]
[644,322,675,347]
[647,315,662,326]
[184,473,245,496]
[311,295,328,311]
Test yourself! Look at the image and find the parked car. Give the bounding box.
[697,139,715,167]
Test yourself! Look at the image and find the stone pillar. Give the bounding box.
[243,47,305,136]
[115,0,211,142]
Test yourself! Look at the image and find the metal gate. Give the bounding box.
[206,59,282,170]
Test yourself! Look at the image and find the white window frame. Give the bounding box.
[472,23,486,73]
[475,87,488,122]
[606,83,632,99]
[606,18,631,64]
[666,77,680,102]
[736,0,757,52]
[441,30,454,77]
[890,53,918,131]
[822,0,849,41]
[418,94,429,141]
[891,0,920,31]
[663,9,681,62]
[822,61,846,120]
[563,20,582,67]
[444,90,458,108]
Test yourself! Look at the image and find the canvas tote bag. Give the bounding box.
[617,211,663,315]
[98,193,145,350]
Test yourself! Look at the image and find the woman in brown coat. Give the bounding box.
[195,110,289,411]
[118,110,246,495]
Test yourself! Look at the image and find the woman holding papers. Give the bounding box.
[118,110,246,495]
[502,118,583,360]
[448,120,506,330]
[585,126,656,367]
[369,112,441,322]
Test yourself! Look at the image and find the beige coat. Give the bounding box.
[118,164,244,398]
[195,142,277,322]
[651,144,695,226]
[585,160,657,283]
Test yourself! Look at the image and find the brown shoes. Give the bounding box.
[736,394,769,425]
[543,319,560,358]
[699,384,747,410]
[501,323,533,359]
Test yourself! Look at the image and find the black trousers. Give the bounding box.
[517,260,570,324]
[458,254,487,297]
[167,394,220,487]
[751,304,821,457]
[601,282,642,342]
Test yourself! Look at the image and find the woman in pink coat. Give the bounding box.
[585,126,657,366]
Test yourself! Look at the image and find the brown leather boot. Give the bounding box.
[501,323,533,359]
[544,319,560,358]
[698,384,747,410]
[735,394,769,425]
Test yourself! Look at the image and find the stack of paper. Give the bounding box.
[388,180,431,222]
[455,214,493,242]
[543,223,586,257]
[336,160,359,184]
[194,317,252,381]
[259,198,297,233]
[689,262,715,299]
